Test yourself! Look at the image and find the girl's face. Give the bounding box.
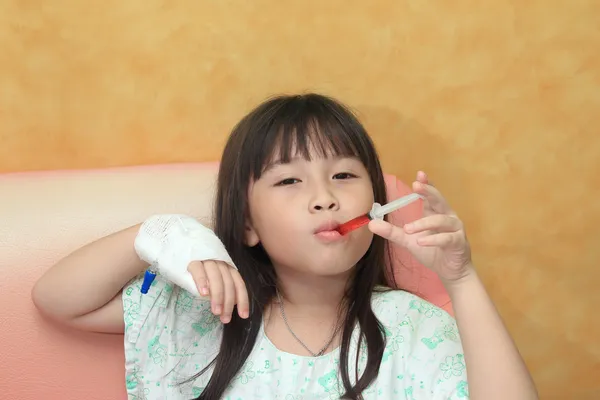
[245,146,375,278]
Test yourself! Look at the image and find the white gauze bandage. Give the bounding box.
[134,214,236,297]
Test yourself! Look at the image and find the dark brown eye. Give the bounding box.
[333,172,357,180]
[275,178,300,186]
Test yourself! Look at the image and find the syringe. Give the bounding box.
[337,193,424,235]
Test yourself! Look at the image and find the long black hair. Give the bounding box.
[193,93,394,399]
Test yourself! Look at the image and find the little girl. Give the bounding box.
[32,94,538,399]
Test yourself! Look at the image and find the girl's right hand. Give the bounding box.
[187,260,249,324]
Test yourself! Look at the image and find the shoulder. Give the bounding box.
[121,274,222,398]
[372,287,455,327]
[372,288,469,399]
[371,288,460,355]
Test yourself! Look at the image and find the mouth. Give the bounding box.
[314,221,341,234]
[313,221,344,243]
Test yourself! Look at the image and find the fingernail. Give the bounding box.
[200,287,209,296]
[221,315,231,323]
[405,223,414,231]
[241,310,249,319]
[213,305,222,314]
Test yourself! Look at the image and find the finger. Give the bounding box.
[187,261,209,296]
[411,181,452,214]
[204,261,225,315]
[368,219,407,247]
[231,269,250,319]
[405,214,462,234]
[416,170,435,186]
[417,231,464,248]
[218,262,235,324]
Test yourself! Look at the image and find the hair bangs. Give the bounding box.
[248,96,365,180]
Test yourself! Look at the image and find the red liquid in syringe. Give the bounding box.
[337,214,371,235]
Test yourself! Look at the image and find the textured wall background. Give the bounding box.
[1,1,599,398]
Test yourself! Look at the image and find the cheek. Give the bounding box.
[252,190,305,232]
[252,208,301,246]
[354,224,375,251]
[346,184,375,214]
[254,220,305,266]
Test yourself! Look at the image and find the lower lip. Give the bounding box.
[314,230,344,243]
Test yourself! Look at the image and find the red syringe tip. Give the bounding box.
[337,214,371,235]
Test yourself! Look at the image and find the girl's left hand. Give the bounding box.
[368,171,474,284]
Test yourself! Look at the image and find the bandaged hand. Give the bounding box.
[134,214,249,323]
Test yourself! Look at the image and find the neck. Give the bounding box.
[274,267,351,318]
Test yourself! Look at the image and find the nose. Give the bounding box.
[309,185,340,213]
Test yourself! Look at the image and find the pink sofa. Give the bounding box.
[0,163,450,399]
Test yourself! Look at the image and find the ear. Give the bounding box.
[244,221,260,247]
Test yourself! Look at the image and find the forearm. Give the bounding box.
[447,266,538,400]
[32,223,147,321]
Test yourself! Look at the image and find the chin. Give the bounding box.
[268,240,370,276]
[308,256,361,277]
[274,256,354,278]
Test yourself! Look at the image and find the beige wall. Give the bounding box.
[1,1,599,398]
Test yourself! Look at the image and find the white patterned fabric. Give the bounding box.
[122,275,469,399]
